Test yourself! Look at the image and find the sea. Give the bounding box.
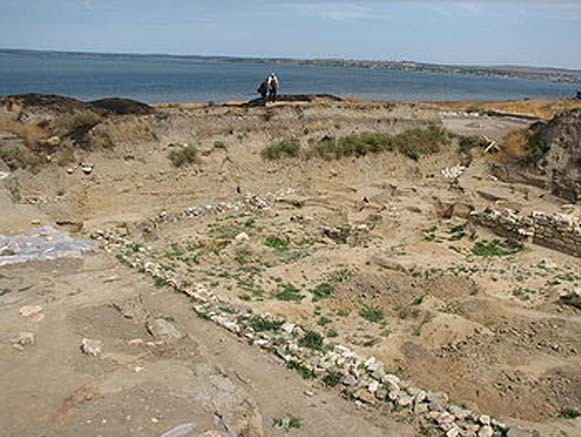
[0,51,579,104]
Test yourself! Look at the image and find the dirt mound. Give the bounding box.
[529,108,581,201]
[245,93,342,106]
[492,108,581,201]
[89,98,154,115]
[1,93,98,114]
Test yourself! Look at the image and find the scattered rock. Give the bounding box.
[11,331,35,346]
[81,163,94,175]
[560,290,581,310]
[342,374,357,386]
[234,232,250,242]
[537,259,557,270]
[477,426,494,437]
[441,165,466,179]
[81,338,103,357]
[19,305,43,318]
[147,318,183,341]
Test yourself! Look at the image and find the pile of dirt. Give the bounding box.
[89,98,154,115]
[0,93,153,121]
[245,93,342,106]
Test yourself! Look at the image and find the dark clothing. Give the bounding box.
[268,86,277,103]
[257,81,269,105]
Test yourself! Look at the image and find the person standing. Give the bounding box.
[268,73,279,103]
[257,78,269,106]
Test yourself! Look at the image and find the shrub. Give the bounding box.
[459,135,488,153]
[298,330,325,350]
[168,145,199,167]
[53,111,103,136]
[359,307,385,323]
[264,235,290,252]
[286,360,315,379]
[246,316,283,332]
[273,416,302,430]
[560,408,581,419]
[274,283,305,302]
[0,145,41,170]
[309,133,393,160]
[496,128,530,161]
[312,282,334,301]
[323,371,342,387]
[0,115,47,147]
[525,130,550,163]
[399,143,420,161]
[393,124,452,159]
[261,139,301,160]
[307,126,451,162]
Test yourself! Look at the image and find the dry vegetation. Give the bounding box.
[167,144,199,167]
[0,114,47,146]
[262,125,453,162]
[432,98,581,120]
[93,117,157,148]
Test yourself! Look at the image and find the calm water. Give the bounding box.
[0,51,578,104]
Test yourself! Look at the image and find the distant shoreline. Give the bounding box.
[2,48,581,85]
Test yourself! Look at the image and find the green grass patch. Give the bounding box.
[245,315,283,332]
[298,330,325,350]
[472,239,522,257]
[261,139,301,160]
[359,307,385,323]
[273,283,305,302]
[560,408,581,419]
[287,360,316,379]
[264,235,290,252]
[326,328,339,338]
[153,276,170,288]
[312,282,334,301]
[323,371,343,387]
[273,415,302,430]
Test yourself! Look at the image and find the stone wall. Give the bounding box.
[471,208,581,257]
[92,195,533,437]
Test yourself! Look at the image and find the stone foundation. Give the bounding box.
[470,208,581,257]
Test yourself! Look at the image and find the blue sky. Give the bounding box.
[1,0,581,68]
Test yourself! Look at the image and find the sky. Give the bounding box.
[1,0,581,69]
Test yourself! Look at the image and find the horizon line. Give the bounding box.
[2,47,581,73]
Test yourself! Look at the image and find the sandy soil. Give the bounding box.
[1,98,580,436]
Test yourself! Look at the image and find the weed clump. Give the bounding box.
[168,145,199,167]
[323,371,342,387]
[472,239,522,257]
[560,408,581,419]
[286,360,315,379]
[273,415,302,430]
[359,307,385,323]
[298,330,325,350]
[312,282,334,301]
[274,283,305,302]
[261,139,301,160]
[246,315,283,332]
[264,235,290,252]
[0,145,41,170]
[262,126,453,162]
[459,135,488,153]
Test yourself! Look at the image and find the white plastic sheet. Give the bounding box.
[0,226,97,266]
